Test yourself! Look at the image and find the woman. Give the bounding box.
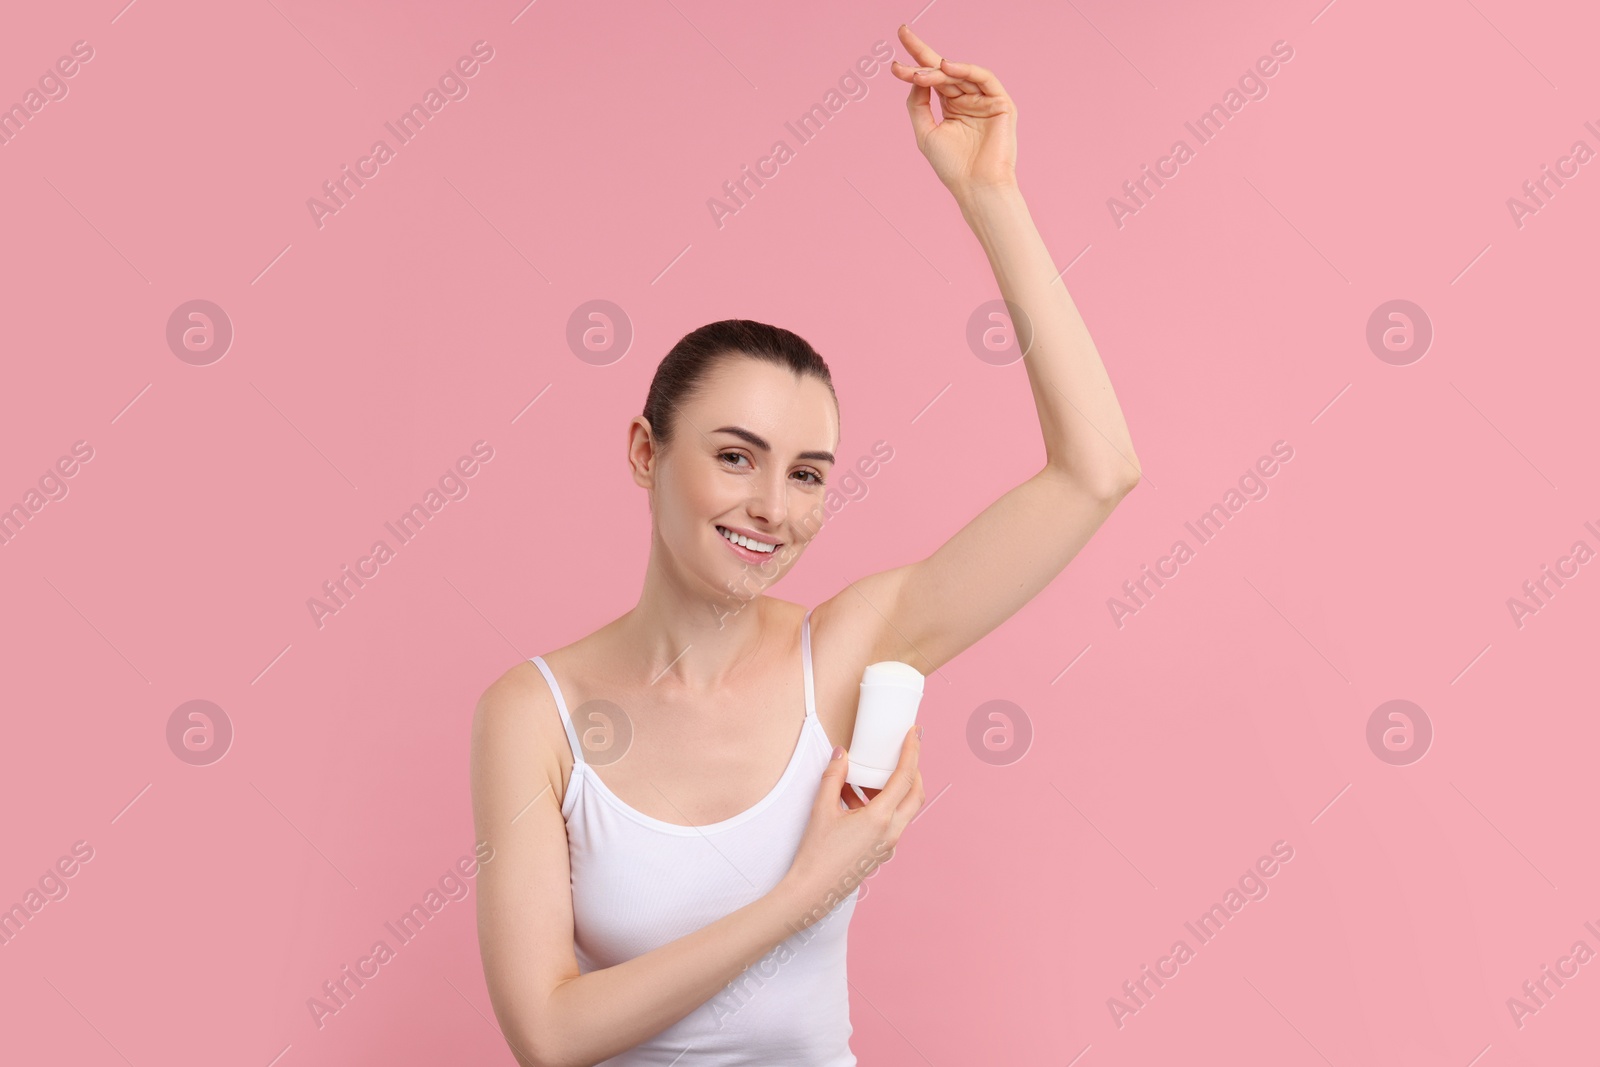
[471,24,1140,1067]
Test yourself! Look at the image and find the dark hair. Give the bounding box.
[641,319,837,451]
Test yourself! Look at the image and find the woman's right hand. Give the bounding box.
[780,726,926,916]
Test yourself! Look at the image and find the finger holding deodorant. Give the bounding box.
[843,724,920,807]
[783,725,925,910]
[873,724,925,836]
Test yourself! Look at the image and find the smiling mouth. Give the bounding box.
[716,525,781,554]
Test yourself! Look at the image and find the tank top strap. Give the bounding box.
[529,655,584,766]
[802,607,818,721]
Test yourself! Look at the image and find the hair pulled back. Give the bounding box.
[641,319,836,452]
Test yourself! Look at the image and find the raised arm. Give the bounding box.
[822,26,1140,675]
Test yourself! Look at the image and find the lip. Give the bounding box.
[716,523,783,563]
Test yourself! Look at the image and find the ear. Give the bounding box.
[627,417,657,489]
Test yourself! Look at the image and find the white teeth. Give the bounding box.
[718,526,776,553]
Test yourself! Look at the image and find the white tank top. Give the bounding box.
[529,606,859,1066]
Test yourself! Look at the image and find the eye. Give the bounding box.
[793,469,824,485]
[718,451,751,468]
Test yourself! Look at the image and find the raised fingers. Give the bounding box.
[902,76,936,141]
[937,57,1008,99]
[895,23,941,69]
[890,60,969,98]
[893,24,980,94]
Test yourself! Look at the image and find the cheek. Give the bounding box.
[658,463,727,534]
[792,495,828,541]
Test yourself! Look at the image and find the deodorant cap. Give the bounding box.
[862,660,925,692]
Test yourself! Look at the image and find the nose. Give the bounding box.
[747,468,790,531]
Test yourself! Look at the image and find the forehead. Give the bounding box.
[688,358,838,445]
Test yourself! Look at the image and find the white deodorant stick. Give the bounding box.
[844,661,926,790]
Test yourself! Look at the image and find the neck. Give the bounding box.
[616,545,776,693]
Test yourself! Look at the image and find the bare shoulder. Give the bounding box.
[469,657,586,1057]
[470,658,566,809]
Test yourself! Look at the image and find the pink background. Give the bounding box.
[2,0,1597,1064]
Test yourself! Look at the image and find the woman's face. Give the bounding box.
[632,356,839,603]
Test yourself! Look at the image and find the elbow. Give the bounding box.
[1105,468,1140,501]
[1046,462,1140,503]
[1094,456,1142,501]
[502,1019,564,1067]
[489,976,583,1067]
[515,1011,603,1067]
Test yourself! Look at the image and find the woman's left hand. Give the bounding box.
[889,24,1019,201]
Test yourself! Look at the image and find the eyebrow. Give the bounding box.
[712,426,835,465]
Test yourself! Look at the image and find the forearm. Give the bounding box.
[534,878,823,1067]
[959,183,1141,493]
